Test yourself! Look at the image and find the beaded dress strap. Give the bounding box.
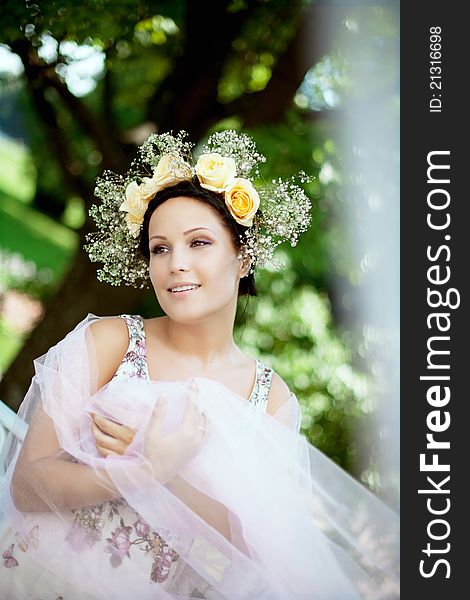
[247,360,274,414]
[112,314,150,381]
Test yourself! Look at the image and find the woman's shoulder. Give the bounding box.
[88,315,131,390]
[266,370,292,415]
[88,314,129,341]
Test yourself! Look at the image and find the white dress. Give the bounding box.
[0,313,399,599]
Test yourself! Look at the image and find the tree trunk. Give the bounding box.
[1,2,327,411]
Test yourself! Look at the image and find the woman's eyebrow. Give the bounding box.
[149,227,216,241]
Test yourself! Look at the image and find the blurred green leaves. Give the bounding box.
[236,261,369,471]
[0,0,390,481]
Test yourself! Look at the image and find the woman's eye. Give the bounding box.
[150,240,210,255]
[150,246,168,255]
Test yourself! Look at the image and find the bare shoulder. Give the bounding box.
[266,370,292,416]
[89,317,130,390]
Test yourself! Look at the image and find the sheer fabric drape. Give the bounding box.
[0,314,399,599]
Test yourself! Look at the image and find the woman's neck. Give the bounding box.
[163,312,240,370]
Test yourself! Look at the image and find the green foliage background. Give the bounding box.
[0,1,398,483]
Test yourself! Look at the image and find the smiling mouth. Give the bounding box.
[168,284,201,293]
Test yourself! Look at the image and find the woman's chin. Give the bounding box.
[160,303,207,324]
[156,289,236,323]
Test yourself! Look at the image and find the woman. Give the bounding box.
[0,131,398,599]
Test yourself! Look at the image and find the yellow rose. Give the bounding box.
[195,153,236,192]
[224,178,260,226]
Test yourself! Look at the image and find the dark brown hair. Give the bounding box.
[139,179,257,297]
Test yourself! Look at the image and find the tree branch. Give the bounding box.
[10,39,94,204]
[45,71,127,172]
[225,5,334,128]
[148,0,260,139]
[11,38,127,173]
[103,49,114,134]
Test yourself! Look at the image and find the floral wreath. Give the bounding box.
[84,130,313,289]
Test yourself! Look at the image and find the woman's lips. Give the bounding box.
[167,285,201,297]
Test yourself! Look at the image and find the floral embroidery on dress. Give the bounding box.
[64,491,179,583]
[66,504,106,552]
[111,314,150,381]
[148,532,180,583]
[2,543,19,568]
[105,518,132,567]
[107,497,127,520]
[1,525,40,569]
[101,508,179,582]
[16,525,39,552]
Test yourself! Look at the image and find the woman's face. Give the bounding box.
[147,196,245,323]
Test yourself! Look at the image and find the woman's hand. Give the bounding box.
[91,414,136,457]
[144,382,209,484]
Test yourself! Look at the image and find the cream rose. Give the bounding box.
[119,154,192,237]
[138,175,161,201]
[195,153,236,192]
[124,212,144,238]
[126,153,192,208]
[224,178,260,226]
[150,153,192,194]
[119,180,148,218]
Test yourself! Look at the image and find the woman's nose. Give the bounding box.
[168,247,189,273]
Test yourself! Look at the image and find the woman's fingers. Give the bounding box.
[91,421,127,455]
[93,414,135,445]
[96,445,121,458]
[199,412,210,443]
[180,391,209,442]
[150,394,168,426]
[180,397,199,424]
[200,412,209,437]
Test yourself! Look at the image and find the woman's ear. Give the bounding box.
[237,254,251,278]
